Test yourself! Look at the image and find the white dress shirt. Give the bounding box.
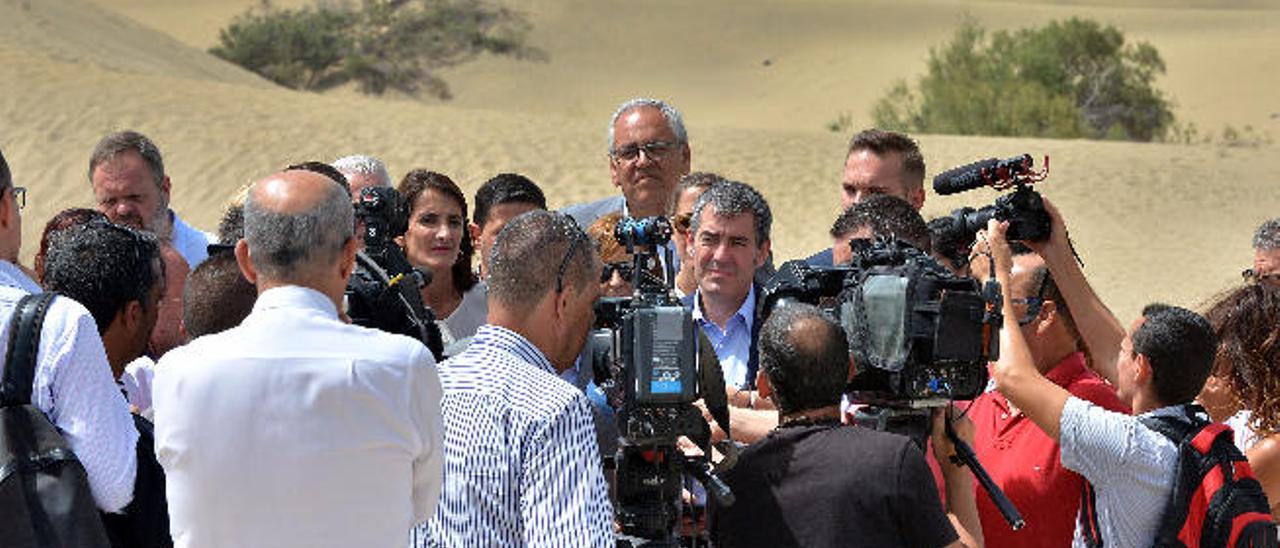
[1060,397,1181,547]
[169,210,215,268]
[153,285,444,548]
[0,260,138,512]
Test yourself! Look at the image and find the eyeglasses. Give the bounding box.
[610,140,677,163]
[671,212,693,233]
[556,220,587,294]
[600,261,635,283]
[1243,268,1280,284]
[1012,275,1049,325]
[9,186,25,210]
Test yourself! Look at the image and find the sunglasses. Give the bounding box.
[600,261,636,283]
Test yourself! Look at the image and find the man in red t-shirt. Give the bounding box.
[966,202,1131,547]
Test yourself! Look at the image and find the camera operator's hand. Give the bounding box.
[1022,197,1070,260]
[982,219,1015,289]
[930,405,985,548]
[929,406,974,468]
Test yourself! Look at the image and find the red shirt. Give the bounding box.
[968,352,1128,548]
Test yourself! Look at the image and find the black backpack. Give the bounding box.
[1082,404,1278,548]
[0,292,111,547]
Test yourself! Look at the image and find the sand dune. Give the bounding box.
[3,0,1277,321]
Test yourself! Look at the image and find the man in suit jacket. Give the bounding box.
[682,180,777,443]
[562,98,691,229]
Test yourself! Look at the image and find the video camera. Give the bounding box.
[761,235,1025,530]
[345,186,445,360]
[761,237,1000,408]
[585,216,734,546]
[931,154,1052,252]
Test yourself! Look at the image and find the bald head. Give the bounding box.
[243,170,353,282]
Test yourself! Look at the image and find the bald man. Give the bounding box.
[152,166,444,548]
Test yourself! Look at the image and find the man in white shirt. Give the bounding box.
[985,219,1220,547]
[88,130,215,268]
[152,166,444,548]
[0,147,138,512]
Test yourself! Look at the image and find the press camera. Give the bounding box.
[586,216,733,546]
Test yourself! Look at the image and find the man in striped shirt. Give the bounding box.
[419,210,613,547]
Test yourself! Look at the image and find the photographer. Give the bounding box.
[710,303,982,548]
[963,203,1128,546]
[985,218,1219,546]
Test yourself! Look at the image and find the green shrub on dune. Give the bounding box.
[211,0,543,100]
[873,17,1175,142]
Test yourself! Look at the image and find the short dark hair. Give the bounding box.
[676,172,724,195]
[847,128,926,186]
[397,169,478,294]
[0,147,10,190]
[183,252,256,338]
[830,194,930,251]
[43,221,162,335]
[217,203,245,245]
[690,179,772,248]
[1133,303,1217,406]
[488,211,596,311]
[473,173,546,228]
[759,303,850,415]
[88,131,165,187]
[34,208,108,282]
[285,161,350,196]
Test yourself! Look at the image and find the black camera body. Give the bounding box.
[932,154,1052,251]
[587,216,733,544]
[345,186,445,360]
[761,237,1000,407]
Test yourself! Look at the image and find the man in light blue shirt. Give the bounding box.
[681,180,776,442]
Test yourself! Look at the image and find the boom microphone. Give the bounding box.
[932,154,1034,195]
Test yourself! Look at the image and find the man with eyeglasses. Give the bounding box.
[963,199,1130,547]
[1248,218,1280,286]
[563,98,691,229]
[0,147,140,514]
[418,210,612,547]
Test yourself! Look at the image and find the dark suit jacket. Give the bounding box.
[681,284,764,391]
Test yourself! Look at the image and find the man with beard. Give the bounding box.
[89,130,216,268]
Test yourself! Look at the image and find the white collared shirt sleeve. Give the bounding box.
[411,345,444,524]
[34,297,138,513]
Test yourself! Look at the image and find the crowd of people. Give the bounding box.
[0,96,1277,548]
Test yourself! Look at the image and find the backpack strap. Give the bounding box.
[1080,480,1105,548]
[0,292,57,407]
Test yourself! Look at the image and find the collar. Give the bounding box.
[252,286,339,318]
[989,351,1087,413]
[468,324,557,376]
[0,261,41,293]
[1043,351,1088,387]
[691,285,756,332]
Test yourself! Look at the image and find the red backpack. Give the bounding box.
[1082,405,1277,548]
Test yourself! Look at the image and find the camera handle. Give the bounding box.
[944,417,1025,531]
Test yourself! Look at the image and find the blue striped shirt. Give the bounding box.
[414,325,614,547]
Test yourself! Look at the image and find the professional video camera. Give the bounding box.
[760,236,1025,530]
[931,154,1052,251]
[345,186,445,360]
[585,216,734,547]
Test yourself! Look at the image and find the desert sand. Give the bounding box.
[2,0,1277,321]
